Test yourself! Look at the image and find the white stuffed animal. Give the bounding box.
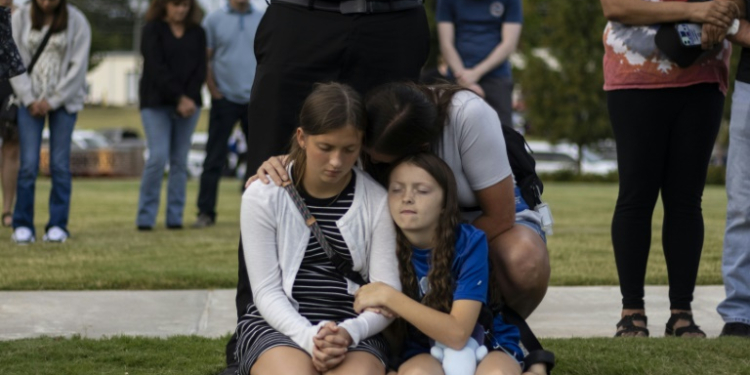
[430,336,489,375]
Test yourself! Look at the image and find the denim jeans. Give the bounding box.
[718,81,750,325]
[13,106,77,235]
[136,107,200,227]
[197,98,248,220]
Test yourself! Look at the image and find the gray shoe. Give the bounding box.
[192,213,215,228]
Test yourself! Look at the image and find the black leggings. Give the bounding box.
[607,83,724,311]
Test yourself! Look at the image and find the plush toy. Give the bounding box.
[430,325,488,375]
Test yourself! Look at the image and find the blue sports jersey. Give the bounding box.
[403,223,523,364]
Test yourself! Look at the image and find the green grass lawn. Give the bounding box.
[74,106,211,135]
[1,336,748,375]
[0,180,728,290]
[0,178,242,290]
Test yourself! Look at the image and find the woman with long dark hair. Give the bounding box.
[236,83,399,375]
[9,0,90,243]
[136,0,205,230]
[252,82,550,320]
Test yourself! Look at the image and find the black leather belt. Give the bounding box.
[270,0,423,14]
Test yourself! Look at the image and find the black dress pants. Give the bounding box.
[607,83,724,311]
[226,3,429,368]
[197,98,249,221]
[245,3,430,173]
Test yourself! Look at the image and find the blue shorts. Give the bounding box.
[516,218,547,243]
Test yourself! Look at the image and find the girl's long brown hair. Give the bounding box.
[392,153,505,322]
[390,153,461,313]
[145,0,203,28]
[31,0,68,33]
[286,82,366,186]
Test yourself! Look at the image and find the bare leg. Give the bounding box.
[325,351,385,375]
[489,224,551,318]
[250,346,318,375]
[1,140,20,225]
[397,353,444,375]
[476,351,522,375]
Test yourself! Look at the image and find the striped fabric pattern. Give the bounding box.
[235,174,389,374]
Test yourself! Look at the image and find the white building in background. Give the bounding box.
[86,51,141,107]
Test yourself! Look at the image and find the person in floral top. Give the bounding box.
[0,1,24,81]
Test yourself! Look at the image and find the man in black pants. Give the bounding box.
[222,1,429,373]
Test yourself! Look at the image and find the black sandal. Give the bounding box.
[1,212,11,228]
[665,312,706,337]
[615,313,649,337]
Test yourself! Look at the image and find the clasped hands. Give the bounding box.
[176,95,197,118]
[699,0,741,49]
[311,322,352,372]
[454,68,486,98]
[28,99,51,118]
[311,283,398,372]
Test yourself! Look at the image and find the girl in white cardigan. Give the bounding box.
[9,0,90,244]
[236,83,400,375]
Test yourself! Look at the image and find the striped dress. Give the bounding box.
[235,174,389,374]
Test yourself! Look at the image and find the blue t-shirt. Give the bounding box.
[404,223,523,363]
[202,4,264,104]
[436,0,523,79]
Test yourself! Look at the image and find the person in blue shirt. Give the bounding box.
[436,0,522,129]
[354,153,546,375]
[193,0,263,228]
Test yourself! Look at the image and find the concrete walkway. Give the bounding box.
[0,286,727,341]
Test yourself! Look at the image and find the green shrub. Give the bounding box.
[539,170,619,183]
[706,165,726,186]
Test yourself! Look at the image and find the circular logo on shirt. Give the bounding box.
[490,2,505,18]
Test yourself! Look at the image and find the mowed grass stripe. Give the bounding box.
[0,180,728,290]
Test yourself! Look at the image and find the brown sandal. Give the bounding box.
[665,312,706,337]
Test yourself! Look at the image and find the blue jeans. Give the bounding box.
[13,106,77,235]
[137,107,200,227]
[718,81,750,325]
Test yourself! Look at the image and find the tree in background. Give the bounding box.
[69,0,139,66]
[518,0,611,172]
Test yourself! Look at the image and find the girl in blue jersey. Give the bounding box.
[354,153,545,375]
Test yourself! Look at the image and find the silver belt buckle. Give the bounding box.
[340,0,368,13]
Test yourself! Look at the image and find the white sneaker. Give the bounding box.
[11,227,35,244]
[43,226,68,243]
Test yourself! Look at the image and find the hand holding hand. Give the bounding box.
[37,99,51,116]
[28,101,47,118]
[701,23,727,50]
[692,0,739,29]
[456,68,482,87]
[311,322,350,372]
[177,96,197,118]
[245,155,289,188]
[353,282,396,314]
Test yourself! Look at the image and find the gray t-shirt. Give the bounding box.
[434,90,511,220]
